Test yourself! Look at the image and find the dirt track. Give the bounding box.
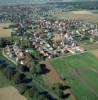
[42,61,76,100]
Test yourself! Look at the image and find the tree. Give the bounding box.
[20,37,26,49]
[27,58,37,77]
[19,65,29,72]
[27,86,39,98]
[24,37,31,48]
[36,64,49,75]
[52,83,70,99]
[0,38,6,48]
[14,72,26,84]
[0,62,7,70]
[4,66,17,80]
[52,83,64,99]
[38,95,46,100]
[0,38,13,48]
[18,83,30,95]
[36,64,42,75]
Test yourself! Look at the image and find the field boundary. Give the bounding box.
[42,61,76,100]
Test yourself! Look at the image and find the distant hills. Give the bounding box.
[0,0,98,5]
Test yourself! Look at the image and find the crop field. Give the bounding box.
[80,43,98,51]
[0,23,12,37]
[0,71,27,100]
[52,10,98,23]
[50,53,98,100]
[0,86,27,100]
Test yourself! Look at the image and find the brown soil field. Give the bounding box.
[52,10,98,23]
[91,50,98,57]
[42,61,64,85]
[80,43,98,51]
[0,86,27,100]
[42,61,76,100]
[0,23,12,37]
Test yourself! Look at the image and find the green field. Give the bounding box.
[50,53,98,100]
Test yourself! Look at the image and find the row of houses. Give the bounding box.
[4,44,26,65]
[39,19,98,38]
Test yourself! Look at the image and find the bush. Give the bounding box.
[27,87,38,98]
[18,83,30,95]
[0,63,7,70]
[14,72,26,84]
[19,65,29,72]
[4,66,17,80]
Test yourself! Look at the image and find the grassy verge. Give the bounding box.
[0,71,12,88]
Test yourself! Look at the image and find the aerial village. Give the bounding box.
[0,3,98,100]
[5,17,98,63]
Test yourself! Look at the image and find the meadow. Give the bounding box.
[0,23,12,37]
[50,53,98,100]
